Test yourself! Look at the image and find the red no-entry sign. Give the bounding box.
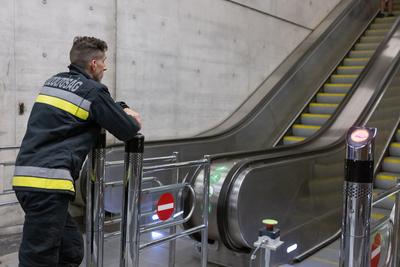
[371,233,381,267]
[156,193,175,221]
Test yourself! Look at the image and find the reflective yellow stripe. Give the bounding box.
[13,176,75,192]
[36,95,89,120]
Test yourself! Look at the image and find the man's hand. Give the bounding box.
[124,108,142,127]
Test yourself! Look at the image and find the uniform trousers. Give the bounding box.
[16,191,84,267]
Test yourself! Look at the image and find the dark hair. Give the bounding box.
[69,36,108,68]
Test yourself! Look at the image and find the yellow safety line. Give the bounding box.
[331,75,358,78]
[302,113,331,118]
[344,58,369,61]
[337,66,364,69]
[293,124,321,129]
[351,50,374,53]
[310,103,338,107]
[318,93,346,97]
[376,174,397,181]
[384,157,400,164]
[372,213,385,220]
[390,143,400,148]
[284,136,305,141]
[324,83,352,87]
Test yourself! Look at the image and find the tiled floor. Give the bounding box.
[0,229,221,267]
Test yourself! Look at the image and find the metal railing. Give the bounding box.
[86,133,210,267]
[293,183,400,265]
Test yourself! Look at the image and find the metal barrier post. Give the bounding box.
[201,155,210,267]
[340,127,376,267]
[168,151,179,267]
[120,134,145,267]
[86,129,106,267]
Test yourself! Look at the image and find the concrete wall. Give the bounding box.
[116,0,341,139]
[0,0,341,146]
[0,0,340,231]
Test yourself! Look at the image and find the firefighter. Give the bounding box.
[13,36,141,267]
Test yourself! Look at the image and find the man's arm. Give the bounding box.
[90,88,141,141]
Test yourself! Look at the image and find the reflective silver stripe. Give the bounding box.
[14,166,73,181]
[41,86,91,111]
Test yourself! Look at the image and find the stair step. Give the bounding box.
[309,103,338,114]
[300,113,331,126]
[389,142,400,156]
[375,172,400,189]
[330,75,358,83]
[316,93,346,104]
[355,43,380,50]
[364,29,389,36]
[292,124,320,137]
[382,157,400,173]
[324,83,352,94]
[337,66,364,75]
[282,136,305,145]
[343,58,369,66]
[349,50,374,58]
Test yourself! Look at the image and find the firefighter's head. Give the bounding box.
[69,36,108,82]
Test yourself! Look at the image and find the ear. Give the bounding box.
[89,59,97,71]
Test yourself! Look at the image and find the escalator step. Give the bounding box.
[382,157,400,173]
[292,124,320,137]
[324,83,352,93]
[355,43,380,50]
[389,142,400,156]
[371,207,391,223]
[282,136,305,145]
[364,29,389,36]
[360,36,385,43]
[373,189,395,210]
[370,23,392,30]
[397,129,400,141]
[309,103,338,114]
[375,172,400,189]
[316,93,346,103]
[300,113,331,126]
[375,16,397,23]
[343,58,369,66]
[337,66,364,74]
[349,50,374,58]
[330,75,358,83]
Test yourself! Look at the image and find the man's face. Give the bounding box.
[89,52,107,82]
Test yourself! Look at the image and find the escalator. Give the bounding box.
[282,15,399,145]
[187,14,400,266]
[75,1,400,265]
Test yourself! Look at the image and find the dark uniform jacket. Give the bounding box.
[13,64,140,196]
